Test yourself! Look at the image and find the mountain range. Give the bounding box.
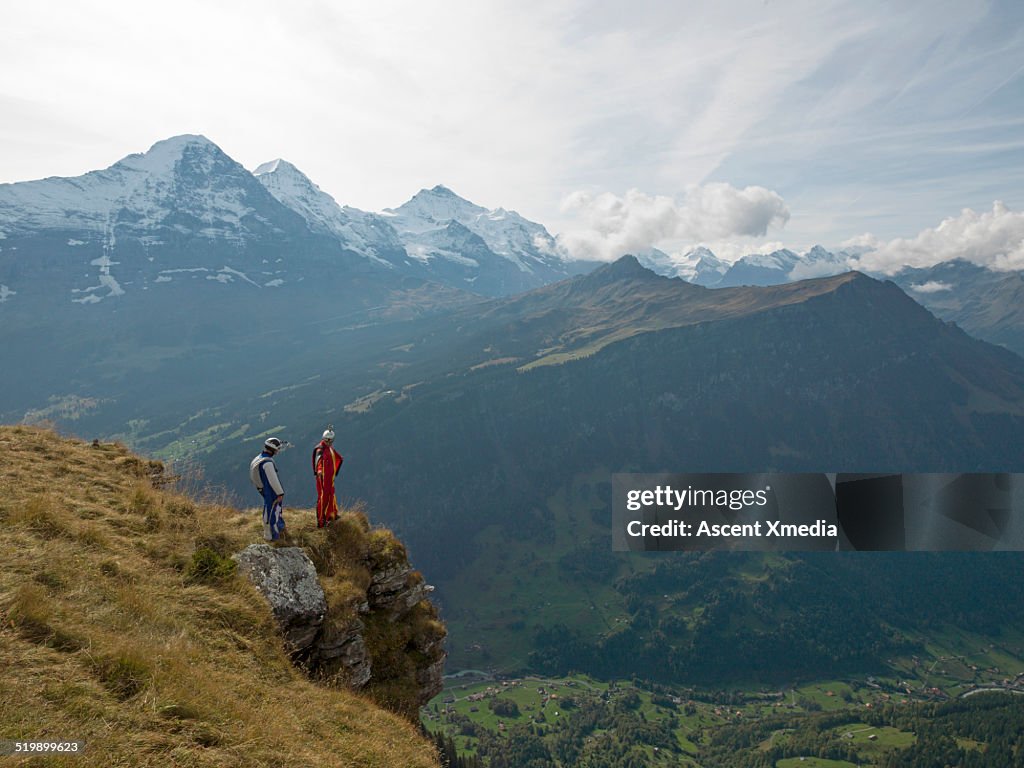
[253,155,590,295]
[666,244,853,287]
[4,133,1021,363]
[0,134,580,306]
[643,243,1024,357]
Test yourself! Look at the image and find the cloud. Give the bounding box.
[852,202,1024,274]
[681,184,792,240]
[557,184,789,261]
[840,233,882,250]
[909,281,954,293]
[790,257,853,281]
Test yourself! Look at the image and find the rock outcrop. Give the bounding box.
[369,563,435,618]
[315,617,371,687]
[234,516,446,715]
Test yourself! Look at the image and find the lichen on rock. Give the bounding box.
[233,544,327,656]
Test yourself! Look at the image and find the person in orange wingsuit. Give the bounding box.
[312,428,343,528]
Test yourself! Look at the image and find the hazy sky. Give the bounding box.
[2,0,1023,267]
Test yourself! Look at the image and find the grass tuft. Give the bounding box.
[75,524,109,548]
[7,583,56,642]
[90,648,152,700]
[157,702,203,721]
[33,568,68,592]
[367,526,408,571]
[164,496,197,519]
[98,558,136,583]
[184,546,238,585]
[7,583,85,652]
[9,494,68,536]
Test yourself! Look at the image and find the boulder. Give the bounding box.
[233,544,327,656]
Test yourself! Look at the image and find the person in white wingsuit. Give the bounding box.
[250,437,286,541]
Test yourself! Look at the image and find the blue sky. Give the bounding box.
[1,0,1023,268]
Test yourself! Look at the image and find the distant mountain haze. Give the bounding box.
[649,243,1024,356]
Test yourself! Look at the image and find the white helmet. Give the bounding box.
[322,429,335,441]
[264,437,283,453]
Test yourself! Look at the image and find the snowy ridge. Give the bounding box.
[254,158,402,267]
[631,246,732,284]
[1,134,573,302]
[740,248,800,270]
[384,185,563,274]
[789,245,851,280]
[0,136,256,240]
[710,246,851,287]
[679,246,729,284]
[629,245,853,287]
[633,247,688,278]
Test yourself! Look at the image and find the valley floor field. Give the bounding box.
[426,622,1024,767]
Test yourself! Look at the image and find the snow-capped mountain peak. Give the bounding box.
[0,135,344,307]
[253,157,337,221]
[0,133,257,237]
[741,248,799,269]
[252,158,283,176]
[805,244,832,261]
[789,245,852,280]
[688,246,727,269]
[254,158,405,267]
[386,185,487,232]
[687,246,717,260]
[683,247,730,285]
[113,134,221,175]
[384,185,564,275]
[429,184,460,197]
[632,247,679,276]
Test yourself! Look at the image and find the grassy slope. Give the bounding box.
[0,425,439,768]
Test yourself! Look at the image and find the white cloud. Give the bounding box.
[852,201,1024,274]
[681,184,791,240]
[910,281,954,293]
[790,257,853,281]
[557,184,789,261]
[840,233,882,251]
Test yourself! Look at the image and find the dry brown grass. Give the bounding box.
[0,425,440,767]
